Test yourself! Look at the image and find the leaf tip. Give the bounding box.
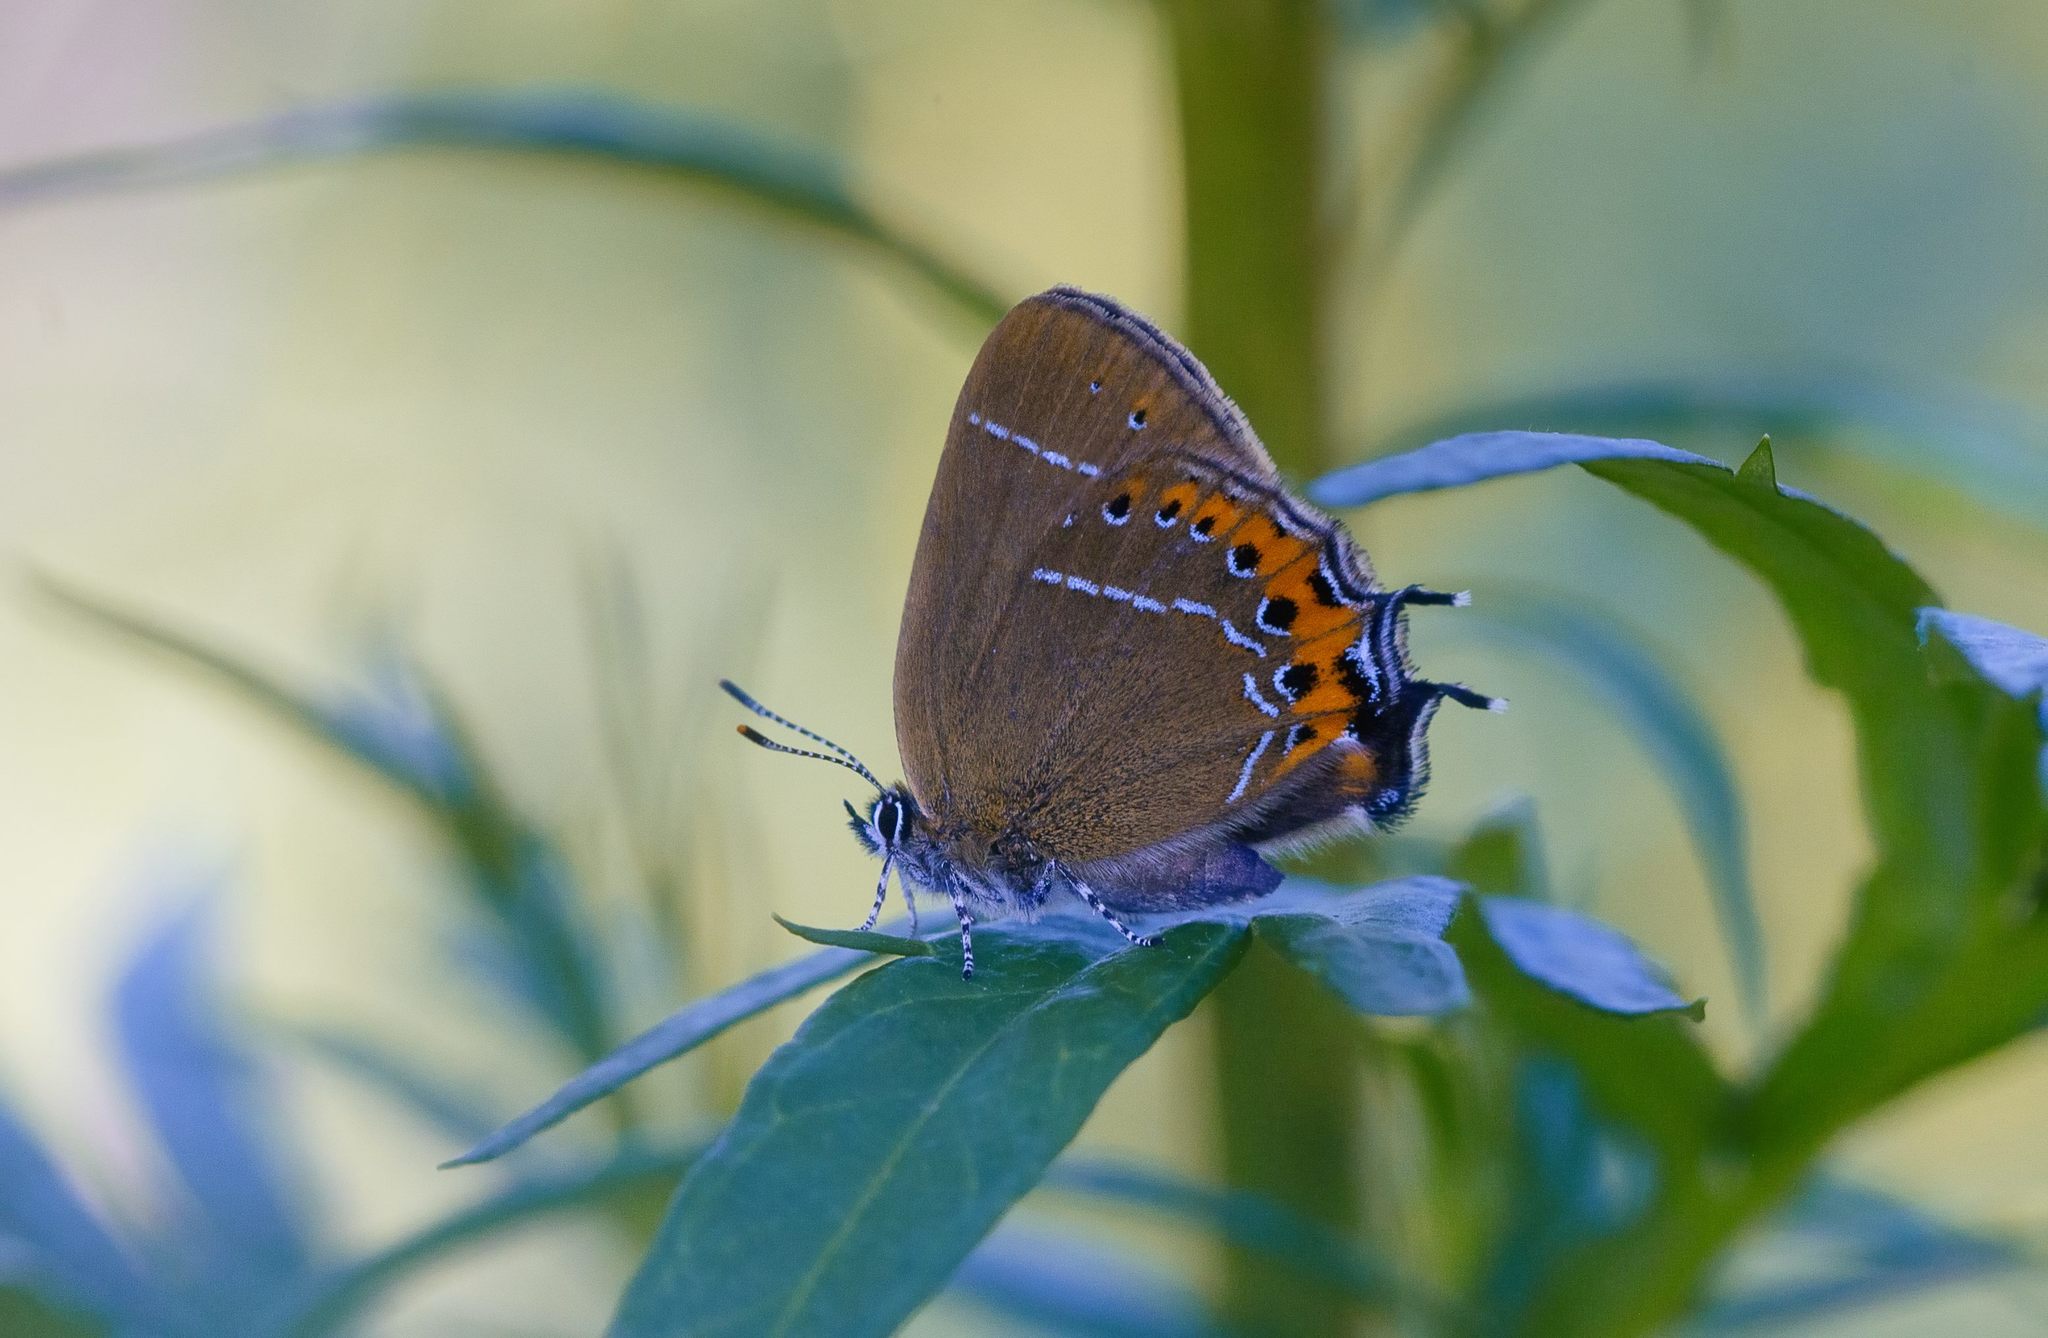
[1737,435,1777,487]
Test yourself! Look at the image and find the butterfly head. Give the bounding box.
[843,786,924,857]
[718,679,943,871]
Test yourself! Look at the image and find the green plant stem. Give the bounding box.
[1162,1,1356,1330]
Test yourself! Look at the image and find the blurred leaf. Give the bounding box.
[34,574,619,1068]
[1363,0,1600,266]
[281,1023,507,1150]
[1253,877,1471,1016]
[0,1100,159,1331]
[260,1146,700,1338]
[112,896,315,1299]
[772,914,934,957]
[1364,375,2048,528]
[948,1223,1222,1338]
[444,928,912,1167]
[1041,1158,1443,1317]
[607,919,1246,1338]
[1456,592,1763,1024]
[1445,796,1551,900]
[0,1282,107,1338]
[1481,1059,1659,1323]
[1695,1174,2022,1333]
[0,91,1010,329]
[1479,898,1701,1018]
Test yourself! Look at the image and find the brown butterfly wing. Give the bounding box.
[894,288,1445,898]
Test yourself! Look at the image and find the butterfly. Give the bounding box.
[726,286,1497,977]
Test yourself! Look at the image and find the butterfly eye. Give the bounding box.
[1102,493,1133,526]
[871,796,906,844]
[1088,379,1102,394]
[1127,408,1147,429]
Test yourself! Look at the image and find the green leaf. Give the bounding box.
[771,914,933,957]
[1919,608,2048,785]
[466,875,1683,1177]
[1308,430,1718,508]
[607,919,1247,1338]
[1252,877,1470,1016]
[0,92,1009,329]
[1584,455,2044,1141]
[1312,428,2047,1334]
[1456,591,1763,1025]
[259,1146,700,1338]
[1361,376,2048,529]
[1479,898,1701,1019]
[1314,431,2048,1135]
[444,932,900,1167]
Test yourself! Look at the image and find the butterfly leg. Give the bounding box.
[948,889,976,979]
[901,877,922,936]
[857,854,894,933]
[1070,878,1160,949]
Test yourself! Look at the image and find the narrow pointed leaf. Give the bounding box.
[444,933,905,1167]
[0,92,1009,328]
[1362,376,2048,528]
[1479,898,1700,1018]
[113,897,314,1287]
[772,914,933,957]
[1307,431,1716,508]
[0,1102,157,1329]
[607,919,1247,1338]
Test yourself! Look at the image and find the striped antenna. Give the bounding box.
[721,680,883,791]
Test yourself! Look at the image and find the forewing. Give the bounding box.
[895,288,1430,870]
